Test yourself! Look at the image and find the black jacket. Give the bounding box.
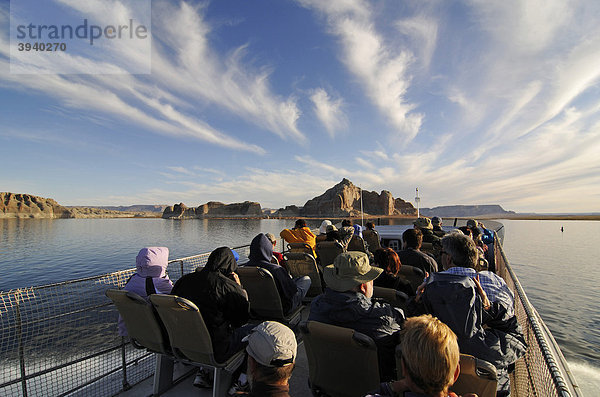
[171,247,249,360]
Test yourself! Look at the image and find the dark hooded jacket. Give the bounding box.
[245,233,298,314]
[171,247,249,361]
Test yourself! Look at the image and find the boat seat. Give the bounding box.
[348,235,368,253]
[284,252,323,297]
[300,320,380,397]
[315,241,344,268]
[362,229,381,251]
[397,265,425,291]
[236,266,304,328]
[452,354,498,397]
[287,242,314,255]
[372,286,409,311]
[105,289,170,355]
[149,294,245,397]
[395,347,497,397]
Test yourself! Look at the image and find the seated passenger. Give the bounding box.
[170,247,253,389]
[241,321,297,397]
[366,314,462,397]
[309,251,405,381]
[265,233,286,268]
[353,224,363,238]
[363,222,381,250]
[431,216,446,238]
[397,229,438,274]
[325,224,341,242]
[338,219,355,249]
[408,232,526,396]
[245,233,311,314]
[413,217,441,244]
[280,219,317,256]
[373,248,414,297]
[118,247,173,336]
[438,232,513,312]
[317,220,332,242]
[170,247,252,363]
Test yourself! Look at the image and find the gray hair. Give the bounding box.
[441,232,478,269]
[265,233,277,244]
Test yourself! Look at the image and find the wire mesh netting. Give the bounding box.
[0,246,250,397]
[494,239,573,397]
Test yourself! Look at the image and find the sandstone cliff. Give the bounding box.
[275,179,416,217]
[0,192,73,219]
[420,205,515,217]
[162,201,262,219]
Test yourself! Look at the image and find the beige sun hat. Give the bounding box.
[243,321,297,367]
[413,217,433,230]
[323,251,382,292]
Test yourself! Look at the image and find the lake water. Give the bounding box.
[1,217,599,392]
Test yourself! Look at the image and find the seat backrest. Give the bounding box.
[420,241,434,254]
[362,229,381,251]
[347,236,368,253]
[149,294,216,364]
[315,241,344,268]
[372,286,408,311]
[287,242,313,255]
[237,266,286,319]
[300,321,380,397]
[451,354,498,397]
[284,252,323,297]
[397,265,425,291]
[105,289,170,354]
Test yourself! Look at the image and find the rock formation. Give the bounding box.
[0,192,73,219]
[420,205,515,217]
[162,201,262,219]
[275,179,416,217]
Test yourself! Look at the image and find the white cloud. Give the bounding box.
[310,88,347,137]
[297,0,423,141]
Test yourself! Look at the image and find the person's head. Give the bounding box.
[366,222,375,230]
[342,219,352,227]
[431,216,442,227]
[201,247,238,274]
[441,232,478,270]
[373,248,401,276]
[136,247,169,277]
[243,321,297,386]
[402,228,423,250]
[249,233,273,263]
[457,226,472,238]
[319,220,332,235]
[413,217,433,230]
[323,251,382,298]
[400,315,460,395]
[466,219,478,229]
[294,219,307,229]
[265,233,277,247]
[353,224,362,237]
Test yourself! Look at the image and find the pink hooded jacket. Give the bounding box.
[118,247,173,336]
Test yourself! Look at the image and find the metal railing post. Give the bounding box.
[121,337,131,391]
[16,301,28,397]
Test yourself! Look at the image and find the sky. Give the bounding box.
[1,0,600,213]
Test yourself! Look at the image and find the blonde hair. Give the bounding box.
[400,315,459,394]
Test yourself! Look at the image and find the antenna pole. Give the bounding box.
[415,187,420,218]
[360,186,364,226]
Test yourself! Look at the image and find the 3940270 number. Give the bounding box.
[17,42,66,51]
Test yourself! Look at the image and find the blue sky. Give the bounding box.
[1,0,600,213]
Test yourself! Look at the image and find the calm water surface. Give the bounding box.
[1,217,599,390]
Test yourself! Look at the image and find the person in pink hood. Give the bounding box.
[118,247,173,336]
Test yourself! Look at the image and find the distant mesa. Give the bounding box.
[162,201,262,219]
[420,205,515,217]
[1,192,72,219]
[274,178,416,217]
[80,205,167,213]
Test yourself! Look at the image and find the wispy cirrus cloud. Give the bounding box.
[297,0,423,141]
[310,88,347,137]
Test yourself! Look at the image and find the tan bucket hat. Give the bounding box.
[323,251,382,292]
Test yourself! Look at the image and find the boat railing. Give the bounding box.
[493,234,582,397]
[0,245,251,397]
